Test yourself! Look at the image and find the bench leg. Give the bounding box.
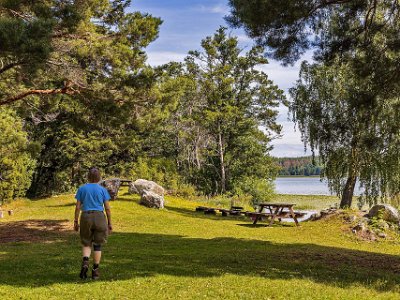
[269,207,280,226]
[289,207,300,226]
[253,215,260,225]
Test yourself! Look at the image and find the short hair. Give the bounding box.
[88,167,101,183]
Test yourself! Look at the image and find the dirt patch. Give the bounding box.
[0,219,73,243]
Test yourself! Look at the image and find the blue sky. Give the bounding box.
[132,0,312,157]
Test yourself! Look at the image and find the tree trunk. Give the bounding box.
[340,174,357,208]
[217,124,226,193]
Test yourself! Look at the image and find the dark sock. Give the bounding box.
[83,256,89,262]
[93,263,99,269]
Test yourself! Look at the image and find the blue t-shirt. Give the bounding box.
[75,183,111,211]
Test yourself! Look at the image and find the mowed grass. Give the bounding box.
[1,190,400,300]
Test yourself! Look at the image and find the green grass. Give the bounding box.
[1,190,400,299]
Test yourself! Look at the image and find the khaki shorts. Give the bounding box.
[79,211,108,246]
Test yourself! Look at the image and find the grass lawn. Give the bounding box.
[1,190,400,300]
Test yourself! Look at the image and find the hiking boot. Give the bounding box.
[79,260,89,279]
[92,267,100,280]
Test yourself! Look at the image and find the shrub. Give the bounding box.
[0,108,35,204]
[234,176,275,207]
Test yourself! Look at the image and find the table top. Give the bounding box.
[258,203,295,207]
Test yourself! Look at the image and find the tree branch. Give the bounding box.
[0,85,78,106]
[0,7,33,21]
[0,61,22,75]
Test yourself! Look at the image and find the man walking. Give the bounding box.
[74,167,112,280]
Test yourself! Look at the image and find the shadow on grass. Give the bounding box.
[164,205,253,222]
[47,202,76,208]
[1,219,400,292]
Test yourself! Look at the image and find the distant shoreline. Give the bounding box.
[276,175,321,178]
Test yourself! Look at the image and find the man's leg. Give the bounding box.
[80,245,91,279]
[93,244,102,264]
[92,244,102,280]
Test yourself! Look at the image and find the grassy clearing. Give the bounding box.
[1,190,400,299]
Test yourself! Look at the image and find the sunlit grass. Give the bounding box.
[1,190,400,299]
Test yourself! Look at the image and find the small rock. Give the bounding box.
[344,215,357,223]
[353,222,367,232]
[377,232,387,238]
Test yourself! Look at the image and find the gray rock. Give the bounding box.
[344,215,357,223]
[100,178,121,200]
[131,179,165,196]
[353,222,367,233]
[367,204,400,223]
[377,232,387,238]
[128,182,139,194]
[140,190,164,209]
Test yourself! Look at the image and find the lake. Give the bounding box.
[274,177,363,195]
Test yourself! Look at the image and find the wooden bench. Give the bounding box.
[195,206,217,215]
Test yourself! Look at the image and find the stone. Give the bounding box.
[353,221,367,233]
[367,204,400,223]
[131,179,165,196]
[128,182,139,194]
[377,232,387,238]
[100,178,121,200]
[344,215,357,223]
[140,190,164,209]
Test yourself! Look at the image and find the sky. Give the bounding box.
[131,0,313,157]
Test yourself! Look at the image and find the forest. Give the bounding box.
[0,1,283,204]
[275,157,323,176]
[1,0,400,209]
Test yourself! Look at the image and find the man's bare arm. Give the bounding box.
[74,201,81,231]
[104,201,112,233]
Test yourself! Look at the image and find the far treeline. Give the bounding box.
[274,157,323,177]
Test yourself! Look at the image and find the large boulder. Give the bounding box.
[129,179,165,196]
[128,182,139,194]
[100,178,121,200]
[367,204,400,223]
[140,190,164,209]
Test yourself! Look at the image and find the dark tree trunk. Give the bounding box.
[217,125,226,193]
[340,175,357,208]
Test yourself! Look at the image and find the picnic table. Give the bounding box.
[250,203,301,226]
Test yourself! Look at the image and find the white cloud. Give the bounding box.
[270,143,313,157]
[196,4,229,15]
[146,51,186,66]
[236,34,253,44]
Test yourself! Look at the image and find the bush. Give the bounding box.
[174,183,197,198]
[234,177,275,207]
[126,157,183,191]
[0,108,35,204]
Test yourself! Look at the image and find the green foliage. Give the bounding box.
[0,7,282,200]
[234,176,275,207]
[228,0,400,208]
[290,61,400,207]
[172,183,197,199]
[0,108,34,204]
[166,27,284,195]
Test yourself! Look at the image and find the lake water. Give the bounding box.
[274,177,363,195]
